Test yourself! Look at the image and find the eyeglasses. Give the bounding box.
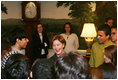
[111,32,116,35]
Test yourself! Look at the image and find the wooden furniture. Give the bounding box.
[21,1,40,59]
[22,1,40,22]
[76,50,91,60]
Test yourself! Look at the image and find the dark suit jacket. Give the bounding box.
[32,32,49,62]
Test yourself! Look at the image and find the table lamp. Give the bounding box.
[81,23,97,53]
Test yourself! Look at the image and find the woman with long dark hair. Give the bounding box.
[60,22,79,53]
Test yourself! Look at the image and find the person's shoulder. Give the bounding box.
[1,50,17,69]
[3,50,17,59]
[60,33,65,36]
[92,42,100,47]
[71,33,78,36]
[49,53,56,60]
[109,40,116,46]
[48,53,57,64]
[105,40,116,47]
[71,33,76,35]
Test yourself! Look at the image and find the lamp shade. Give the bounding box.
[81,23,97,37]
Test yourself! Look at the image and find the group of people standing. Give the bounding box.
[89,17,117,79]
[1,22,80,79]
[31,22,79,62]
[1,17,117,79]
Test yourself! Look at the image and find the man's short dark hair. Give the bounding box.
[98,24,111,36]
[105,17,113,22]
[32,59,52,79]
[111,26,117,29]
[9,28,28,45]
[4,54,31,79]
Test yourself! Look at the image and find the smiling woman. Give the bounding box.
[52,35,66,57]
[47,35,66,71]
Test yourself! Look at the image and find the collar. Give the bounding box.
[11,46,23,54]
[104,40,116,48]
[38,33,42,36]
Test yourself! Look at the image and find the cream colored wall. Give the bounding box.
[1,1,22,19]
[1,1,71,19]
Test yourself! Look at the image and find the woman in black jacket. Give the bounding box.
[32,23,49,63]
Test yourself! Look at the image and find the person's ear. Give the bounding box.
[62,44,65,49]
[16,38,20,42]
[106,35,110,39]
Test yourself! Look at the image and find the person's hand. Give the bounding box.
[44,42,48,47]
[104,55,111,63]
